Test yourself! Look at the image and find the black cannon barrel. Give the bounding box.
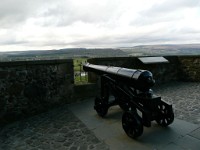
[83,63,155,92]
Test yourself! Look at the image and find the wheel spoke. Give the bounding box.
[156,103,174,127]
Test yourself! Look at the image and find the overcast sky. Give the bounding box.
[0,0,200,51]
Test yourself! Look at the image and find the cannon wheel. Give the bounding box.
[94,97,108,117]
[122,111,143,138]
[156,103,174,127]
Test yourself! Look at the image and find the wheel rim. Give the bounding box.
[122,111,143,138]
[156,104,174,126]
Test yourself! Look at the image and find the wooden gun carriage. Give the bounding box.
[83,63,174,138]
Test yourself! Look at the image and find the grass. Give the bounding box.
[75,75,88,85]
[73,58,88,84]
[73,58,87,71]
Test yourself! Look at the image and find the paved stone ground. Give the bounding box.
[153,81,200,124]
[0,81,199,150]
[0,106,109,150]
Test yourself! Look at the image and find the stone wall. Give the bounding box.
[178,56,200,81]
[0,59,74,125]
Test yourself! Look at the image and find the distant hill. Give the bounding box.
[121,44,200,56]
[0,44,200,61]
[0,48,128,61]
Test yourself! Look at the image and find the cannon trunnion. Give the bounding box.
[83,63,174,139]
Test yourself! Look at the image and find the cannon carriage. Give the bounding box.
[83,63,174,138]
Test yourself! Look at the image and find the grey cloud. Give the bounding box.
[38,0,121,27]
[0,28,29,46]
[67,34,177,47]
[131,0,200,26]
[173,27,200,34]
[0,0,122,27]
[131,13,182,26]
[0,40,27,45]
[142,0,200,15]
[0,0,55,28]
[0,37,28,45]
[29,40,68,47]
[67,29,200,47]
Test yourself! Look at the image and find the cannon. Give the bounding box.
[83,63,174,138]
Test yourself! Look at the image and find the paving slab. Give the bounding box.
[189,127,200,140]
[174,135,200,150]
[69,98,200,150]
[0,105,109,150]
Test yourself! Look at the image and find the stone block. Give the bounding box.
[8,82,24,96]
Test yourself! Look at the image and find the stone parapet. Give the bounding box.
[0,59,74,125]
[178,56,200,81]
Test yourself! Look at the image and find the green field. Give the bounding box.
[73,58,88,84]
[73,58,87,71]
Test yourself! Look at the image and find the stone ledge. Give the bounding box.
[0,59,72,66]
